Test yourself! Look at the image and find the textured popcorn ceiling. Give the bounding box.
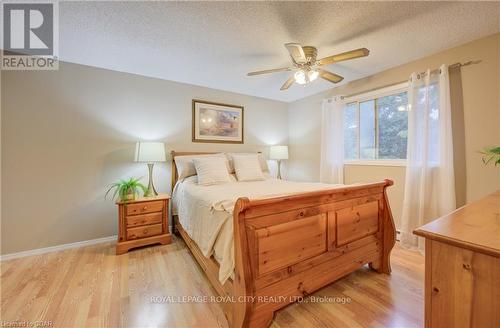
[58,1,500,102]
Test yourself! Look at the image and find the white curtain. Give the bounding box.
[400,65,456,250]
[320,97,345,184]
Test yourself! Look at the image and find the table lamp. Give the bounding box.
[269,145,288,179]
[135,142,166,197]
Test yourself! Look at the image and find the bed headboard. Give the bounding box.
[170,150,263,192]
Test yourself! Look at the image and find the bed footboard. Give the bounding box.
[231,180,396,328]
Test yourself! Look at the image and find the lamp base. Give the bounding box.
[144,163,158,197]
[277,159,282,180]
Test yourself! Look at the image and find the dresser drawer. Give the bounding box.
[126,212,162,228]
[126,200,164,216]
[126,223,163,240]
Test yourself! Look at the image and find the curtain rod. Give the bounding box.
[341,60,481,100]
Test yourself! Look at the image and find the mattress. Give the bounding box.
[172,176,341,284]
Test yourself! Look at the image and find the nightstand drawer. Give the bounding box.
[126,212,162,228]
[126,223,163,240]
[126,200,164,215]
[116,194,171,255]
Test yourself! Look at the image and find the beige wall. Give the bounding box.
[1,62,288,254]
[289,33,500,228]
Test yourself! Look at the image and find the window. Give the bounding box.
[343,85,408,162]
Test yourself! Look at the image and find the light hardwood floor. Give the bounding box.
[1,237,424,328]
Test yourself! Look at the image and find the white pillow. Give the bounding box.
[192,157,232,185]
[175,154,229,180]
[226,152,269,173]
[232,154,265,182]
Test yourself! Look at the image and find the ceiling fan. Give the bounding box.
[247,43,369,90]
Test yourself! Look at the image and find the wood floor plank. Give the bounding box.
[1,237,423,327]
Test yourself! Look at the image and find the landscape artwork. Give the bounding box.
[192,100,244,143]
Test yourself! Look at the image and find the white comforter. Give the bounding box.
[173,176,340,284]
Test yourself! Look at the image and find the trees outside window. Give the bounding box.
[344,91,408,161]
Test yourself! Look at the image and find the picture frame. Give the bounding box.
[192,99,244,144]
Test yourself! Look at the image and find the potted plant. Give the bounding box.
[105,177,147,202]
[480,146,500,166]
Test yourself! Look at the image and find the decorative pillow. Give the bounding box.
[232,154,265,182]
[192,157,232,185]
[175,154,229,180]
[226,152,269,173]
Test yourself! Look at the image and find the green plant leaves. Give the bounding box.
[104,177,147,201]
[480,146,500,166]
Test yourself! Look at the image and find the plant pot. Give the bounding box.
[121,188,136,202]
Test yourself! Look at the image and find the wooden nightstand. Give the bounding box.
[116,194,172,255]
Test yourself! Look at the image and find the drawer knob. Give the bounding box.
[142,206,148,210]
[143,229,148,234]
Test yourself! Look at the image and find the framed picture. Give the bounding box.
[192,99,244,144]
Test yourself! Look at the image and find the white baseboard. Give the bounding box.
[0,235,117,261]
[1,224,174,261]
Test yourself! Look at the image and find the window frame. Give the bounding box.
[343,82,409,166]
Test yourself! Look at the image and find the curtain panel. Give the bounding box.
[400,65,456,250]
[320,97,345,184]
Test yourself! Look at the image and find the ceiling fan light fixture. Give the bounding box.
[309,70,319,82]
[294,70,307,84]
[294,70,319,85]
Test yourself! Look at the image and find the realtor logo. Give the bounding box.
[2,1,59,70]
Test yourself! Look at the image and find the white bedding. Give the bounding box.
[172,176,341,284]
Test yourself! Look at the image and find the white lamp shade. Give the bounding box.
[269,145,289,160]
[135,142,166,162]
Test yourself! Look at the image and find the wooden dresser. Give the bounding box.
[414,190,500,328]
[116,194,172,255]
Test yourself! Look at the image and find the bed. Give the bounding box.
[171,151,396,328]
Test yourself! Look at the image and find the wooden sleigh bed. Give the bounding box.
[171,151,396,328]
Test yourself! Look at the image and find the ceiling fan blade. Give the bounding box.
[285,43,307,64]
[247,67,292,76]
[319,69,344,83]
[318,48,370,66]
[280,76,295,90]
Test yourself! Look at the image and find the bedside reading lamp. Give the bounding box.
[135,142,166,197]
[269,145,288,180]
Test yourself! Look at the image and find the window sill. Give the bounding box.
[344,160,407,167]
